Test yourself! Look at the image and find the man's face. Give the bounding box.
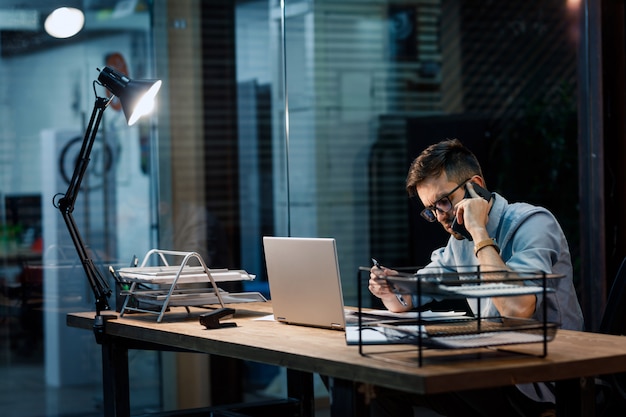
[415,173,468,240]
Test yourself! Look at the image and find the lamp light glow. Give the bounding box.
[97,67,162,126]
[44,7,85,38]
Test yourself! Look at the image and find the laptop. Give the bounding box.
[262,236,346,330]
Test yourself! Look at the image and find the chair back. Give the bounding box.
[597,257,626,415]
[600,257,626,335]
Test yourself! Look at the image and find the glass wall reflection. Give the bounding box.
[0,1,160,416]
[0,0,580,415]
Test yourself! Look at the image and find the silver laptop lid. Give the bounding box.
[263,236,346,330]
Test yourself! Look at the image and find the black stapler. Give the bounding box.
[199,307,237,329]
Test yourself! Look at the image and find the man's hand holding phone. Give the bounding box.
[451,182,492,241]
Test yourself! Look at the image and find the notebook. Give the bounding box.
[262,236,346,330]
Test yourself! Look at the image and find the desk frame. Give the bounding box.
[67,304,626,417]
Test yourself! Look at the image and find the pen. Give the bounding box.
[108,265,123,285]
[371,257,381,270]
[371,258,408,307]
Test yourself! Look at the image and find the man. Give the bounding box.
[369,138,584,417]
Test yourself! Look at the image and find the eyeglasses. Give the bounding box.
[420,179,471,222]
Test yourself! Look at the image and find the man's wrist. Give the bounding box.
[474,238,500,257]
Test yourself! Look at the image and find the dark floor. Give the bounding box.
[0,318,308,417]
[0,344,440,417]
[1,288,103,417]
[0,365,102,417]
[0,291,440,417]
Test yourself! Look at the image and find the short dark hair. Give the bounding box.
[405,138,484,197]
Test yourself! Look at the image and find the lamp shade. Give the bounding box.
[97,66,162,126]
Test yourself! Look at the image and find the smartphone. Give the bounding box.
[451,182,492,241]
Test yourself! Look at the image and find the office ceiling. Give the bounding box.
[0,0,148,57]
[0,1,120,12]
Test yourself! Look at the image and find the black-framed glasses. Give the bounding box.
[419,179,471,222]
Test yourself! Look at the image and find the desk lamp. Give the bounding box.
[53,66,161,342]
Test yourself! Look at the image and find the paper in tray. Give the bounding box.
[131,291,267,306]
[384,270,558,298]
[378,320,558,349]
[118,266,255,283]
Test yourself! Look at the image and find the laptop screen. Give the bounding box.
[263,236,346,330]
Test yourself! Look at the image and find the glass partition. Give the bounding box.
[0,0,582,415]
[0,2,160,415]
[279,0,580,305]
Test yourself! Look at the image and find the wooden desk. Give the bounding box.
[67,302,626,416]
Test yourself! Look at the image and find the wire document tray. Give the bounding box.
[117,249,265,322]
[355,266,561,366]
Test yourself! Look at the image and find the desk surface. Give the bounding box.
[67,302,626,395]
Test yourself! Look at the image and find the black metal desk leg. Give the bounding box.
[286,369,314,417]
[328,377,368,417]
[555,377,595,417]
[101,338,130,417]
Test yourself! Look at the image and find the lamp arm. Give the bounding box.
[54,95,114,340]
[63,96,109,204]
[60,209,112,315]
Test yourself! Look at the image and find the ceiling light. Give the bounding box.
[44,7,85,39]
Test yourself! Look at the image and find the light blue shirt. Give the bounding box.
[415,192,584,403]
